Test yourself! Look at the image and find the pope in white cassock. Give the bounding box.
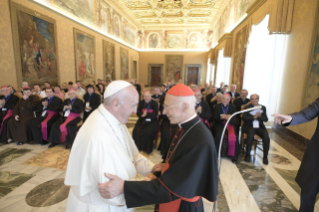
[64,81,163,212]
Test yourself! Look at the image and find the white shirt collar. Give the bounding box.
[99,104,121,126]
[178,113,197,128]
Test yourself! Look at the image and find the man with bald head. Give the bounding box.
[65,84,85,99]
[133,90,159,154]
[98,84,219,212]
[48,89,84,149]
[227,84,240,101]
[65,81,159,212]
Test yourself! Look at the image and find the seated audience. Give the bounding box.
[194,89,211,128]
[242,94,270,165]
[0,86,19,143]
[206,86,217,106]
[43,81,51,90]
[62,82,69,93]
[48,89,84,149]
[222,84,229,94]
[228,84,240,101]
[76,81,86,95]
[151,87,161,104]
[33,84,47,98]
[65,84,84,99]
[133,90,159,154]
[7,87,39,145]
[216,82,224,93]
[134,80,141,99]
[212,93,239,163]
[233,89,250,128]
[68,81,73,90]
[8,85,16,94]
[210,92,223,113]
[54,86,65,100]
[20,81,29,95]
[29,87,62,145]
[83,84,101,122]
[97,83,105,98]
[160,84,166,96]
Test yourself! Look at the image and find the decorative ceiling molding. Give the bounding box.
[246,0,268,17]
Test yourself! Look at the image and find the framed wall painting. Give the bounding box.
[103,41,115,81]
[120,48,129,80]
[165,55,183,81]
[10,2,59,87]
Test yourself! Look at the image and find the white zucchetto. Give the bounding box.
[104,80,132,99]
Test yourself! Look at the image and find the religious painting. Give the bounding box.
[120,48,129,80]
[113,14,121,38]
[95,0,111,33]
[232,26,247,91]
[165,55,183,81]
[188,32,201,49]
[148,33,159,48]
[103,41,115,81]
[303,5,319,107]
[123,21,136,46]
[10,2,59,87]
[74,29,95,85]
[53,0,95,25]
[166,31,183,49]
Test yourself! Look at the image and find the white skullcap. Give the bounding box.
[104,80,132,99]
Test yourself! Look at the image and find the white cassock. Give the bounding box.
[65,104,154,212]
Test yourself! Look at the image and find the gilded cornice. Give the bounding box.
[246,0,268,17]
[218,33,233,44]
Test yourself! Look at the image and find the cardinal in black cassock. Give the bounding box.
[99,84,219,212]
[212,93,240,163]
[83,85,101,122]
[133,90,159,154]
[7,87,39,145]
[48,89,84,149]
[0,86,19,143]
[29,88,62,145]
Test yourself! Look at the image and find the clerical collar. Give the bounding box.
[100,105,121,126]
[178,113,198,129]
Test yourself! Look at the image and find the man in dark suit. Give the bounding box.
[228,84,240,101]
[134,80,141,100]
[242,94,270,165]
[205,86,217,106]
[216,82,224,93]
[273,97,319,212]
[194,89,211,128]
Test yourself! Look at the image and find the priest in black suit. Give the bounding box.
[133,90,159,154]
[29,87,62,145]
[233,89,250,130]
[212,93,239,163]
[83,85,101,122]
[273,97,319,212]
[0,86,19,143]
[228,84,240,101]
[48,89,84,149]
[98,84,218,212]
[151,87,162,104]
[242,94,269,164]
[194,89,211,127]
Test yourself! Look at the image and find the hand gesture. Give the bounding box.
[220,114,226,119]
[142,110,147,117]
[272,114,292,124]
[145,173,157,181]
[152,163,166,173]
[210,96,217,102]
[98,173,124,199]
[225,114,231,120]
[15,115,19,121]
[196,106,202,113]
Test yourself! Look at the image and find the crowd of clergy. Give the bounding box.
[0,79,270,164]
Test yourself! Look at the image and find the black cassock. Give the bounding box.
[196,100,212,126]
[83,93,101,122]
[133,100,159,154]
[212,103,240,159]
[124,116,219,212]
[0,94,19,143]
[157,96,178,155]
[29,96,62,144]
[233,97,250,131]
[49,98,84,144]
[7,95,39,143]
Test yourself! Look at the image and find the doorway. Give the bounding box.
[148,64,163,87]
[185,64,201,85]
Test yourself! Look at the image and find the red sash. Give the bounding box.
[41,110,58,140]
[59,112,80,143]
[0,109,12,134]
[142,109,154,113]
[158,163,200,212]
[200,117,210,128]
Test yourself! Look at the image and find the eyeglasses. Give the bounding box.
[163,102,182,110]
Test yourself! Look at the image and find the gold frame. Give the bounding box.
[102,40,115,81]
[302,1,319,107]
[9,1,60,86]
[166,31,184,49]
[73,28,96,83]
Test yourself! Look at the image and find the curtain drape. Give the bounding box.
[216,48,232,87]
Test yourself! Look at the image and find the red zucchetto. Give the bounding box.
[167,84,194,97]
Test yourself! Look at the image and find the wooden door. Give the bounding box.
[150,66,162,86]
[186,67,199,85]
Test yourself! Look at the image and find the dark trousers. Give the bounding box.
[300,179,319,212]
[245,127,270,158]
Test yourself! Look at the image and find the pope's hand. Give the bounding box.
[98,173,124,199]
[152,163,166,173]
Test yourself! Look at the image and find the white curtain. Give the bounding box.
[206,59,211,84]
[216,48,232,87]
[210,64,215,85]
[243,15,288,122]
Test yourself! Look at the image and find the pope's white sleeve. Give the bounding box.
[134,153,154,176]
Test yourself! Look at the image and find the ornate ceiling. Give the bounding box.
[106,0,231,29]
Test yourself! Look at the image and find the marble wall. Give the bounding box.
[0,0,139,88]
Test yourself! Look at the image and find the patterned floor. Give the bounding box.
[0,126,318,211]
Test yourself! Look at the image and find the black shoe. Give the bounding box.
[41,141,49,146]
[48,143,57,148]
[263,157,269,165]
[65,144,71,150]
[244,155,250,162]
[231,158,237,164]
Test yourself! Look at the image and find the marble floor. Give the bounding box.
[0,126,318,212]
